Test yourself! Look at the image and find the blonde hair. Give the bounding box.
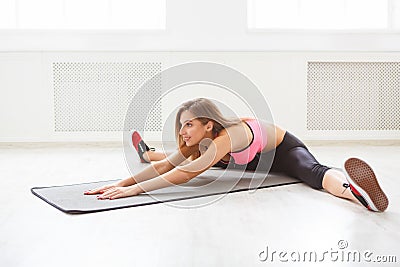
[175,98,242,156]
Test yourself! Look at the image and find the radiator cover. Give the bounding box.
[307,62,400,131]
[53,62,162,132]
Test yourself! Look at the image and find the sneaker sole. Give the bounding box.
[344,158,388,212]
[131,131,149,163]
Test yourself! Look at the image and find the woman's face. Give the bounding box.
[179,110,213,146]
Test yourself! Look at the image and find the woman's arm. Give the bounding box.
[97,135,232,199]
[85,145,197,195]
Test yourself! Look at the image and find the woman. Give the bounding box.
[84,98,389,212]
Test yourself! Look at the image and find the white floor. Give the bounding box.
[0,142,399,267]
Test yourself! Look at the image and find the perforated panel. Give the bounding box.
[307,62,400,130]
[53,62,162,132]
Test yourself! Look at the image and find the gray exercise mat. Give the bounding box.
[31,168,300,214]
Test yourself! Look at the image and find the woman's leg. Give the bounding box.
[322,162,389,212]
[131,131,169,163]
[286,147,388,211]
[283,148,380,209]
[272,132,388,211]
[322,169,358,202]
[142,150,169,162]
[131,131,225,167]
[282,146,385,210]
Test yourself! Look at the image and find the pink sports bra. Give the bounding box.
[229,119,268,165]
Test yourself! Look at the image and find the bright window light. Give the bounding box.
[248,0,391,30]
[0,0,17,28]
[110,0,166,30]
[18,0,64,29]
[393,0,400,28]
[0,0,166,30]
[64,0,109,29]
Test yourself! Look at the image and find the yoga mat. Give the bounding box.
[31,168,300,214]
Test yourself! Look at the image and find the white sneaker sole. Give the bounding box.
[343,158,388,212]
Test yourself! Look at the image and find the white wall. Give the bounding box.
[0,0,399,142]
[1,51,399,142]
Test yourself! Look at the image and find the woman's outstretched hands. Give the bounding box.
[96,186,139,200]
[84,183,118,196]
[84,182,140,200]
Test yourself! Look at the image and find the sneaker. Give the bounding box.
[343,157,389,212]
[131,131,154,163]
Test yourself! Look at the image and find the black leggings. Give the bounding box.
[267,132,330,189]
[219,132,331,189]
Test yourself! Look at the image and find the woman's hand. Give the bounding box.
[84,183,120,195]
[96,186,140,200]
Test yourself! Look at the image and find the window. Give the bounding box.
[248,0,400,30]
[0,0,166,30]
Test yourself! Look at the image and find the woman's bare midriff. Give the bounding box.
[263,124,286,152]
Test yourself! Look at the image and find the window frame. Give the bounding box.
[0,0,167,32]
[246,0,400,34]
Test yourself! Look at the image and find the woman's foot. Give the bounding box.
[343,158,389,212]
[131,131,154,163]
